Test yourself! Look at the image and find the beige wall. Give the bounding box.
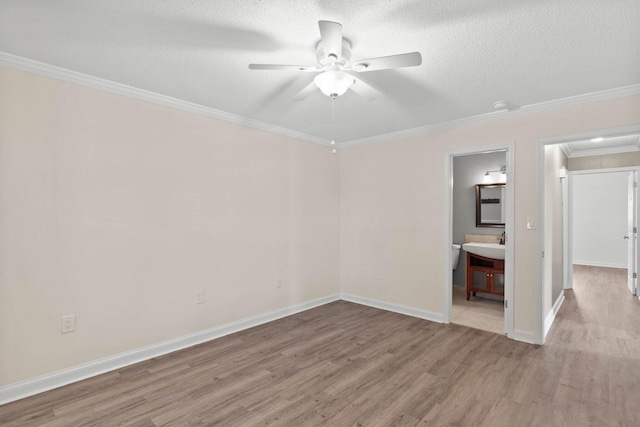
[340,95,640,337]
[0,66,340,386]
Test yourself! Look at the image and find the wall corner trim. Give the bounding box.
[340,293,445,323]
[510,329,539,345]
[0,293,341,406]
[544,292,566,338]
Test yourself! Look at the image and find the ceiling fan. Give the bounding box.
[248,20,422,100]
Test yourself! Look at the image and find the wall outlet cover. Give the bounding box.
[61,315,76,333]
[195,290,205,304]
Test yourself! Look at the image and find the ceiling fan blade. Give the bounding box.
[291,81,318,101]
[318,20,343,61]
[351,52,422,72]
[249,64,320,72]
[349,76,380,101]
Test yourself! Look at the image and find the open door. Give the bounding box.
[627,171,637,295]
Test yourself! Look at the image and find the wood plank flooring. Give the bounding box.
[1,265,639,426]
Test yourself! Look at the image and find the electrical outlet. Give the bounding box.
[277,278,282,289]
[195,290,205,304]
[61,315,76,333]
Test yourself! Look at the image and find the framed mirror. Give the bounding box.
[476,183,506,228]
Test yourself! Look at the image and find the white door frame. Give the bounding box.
[536,124,640,344]
[444,143,515,338]
[567,167,639,291]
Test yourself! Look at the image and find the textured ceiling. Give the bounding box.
[1,0,639,144]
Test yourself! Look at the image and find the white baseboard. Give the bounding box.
[510,329,538,344]
[340,293,445,323]
[573,260,627,269]
[544,292,566,338]
[0,293,341,405]
[4,290,542,405]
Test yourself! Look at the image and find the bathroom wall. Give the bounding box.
[452,151,507,286]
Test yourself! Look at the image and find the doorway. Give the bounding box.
[537,124,640,343]
[569,169,638,295]
[445,144,514,338]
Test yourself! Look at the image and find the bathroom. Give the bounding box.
[451,150,507,334]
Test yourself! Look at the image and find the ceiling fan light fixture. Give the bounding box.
[314,71,355,97]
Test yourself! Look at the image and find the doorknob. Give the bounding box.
[624,236,630,239]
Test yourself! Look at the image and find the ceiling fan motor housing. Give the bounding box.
[316,39,352,70]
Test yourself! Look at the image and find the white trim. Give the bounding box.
[557,134,640,158]
[538,125,640,146]
[511,329,538,345]
[340,293,445,323]
[0,52,328,147]
[562,171,571,289]
[572,261,628,269]
[544,292,566,337]
[562,144,640,158]
[0,293,340,405]
[2,52,640,150]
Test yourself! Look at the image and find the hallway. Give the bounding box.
[540,265,640,424]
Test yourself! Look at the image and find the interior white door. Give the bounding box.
[627,171,637,295]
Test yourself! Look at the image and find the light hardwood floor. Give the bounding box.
[1,265,639,426]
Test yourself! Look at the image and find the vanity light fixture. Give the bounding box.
[483,166,507,183]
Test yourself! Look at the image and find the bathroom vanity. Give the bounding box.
[465,251,504,300]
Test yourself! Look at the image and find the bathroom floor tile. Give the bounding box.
[452,286,505,335]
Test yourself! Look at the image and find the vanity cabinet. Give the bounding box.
[466,252,504,300]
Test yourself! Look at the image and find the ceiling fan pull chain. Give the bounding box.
[330,96,337,154]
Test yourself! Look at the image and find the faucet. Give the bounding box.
[499,232,505,245]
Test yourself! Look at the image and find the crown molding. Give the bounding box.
[339,83,640,149]
[0,52,328,146]
[2,51,639,150]
[560,139,640,158]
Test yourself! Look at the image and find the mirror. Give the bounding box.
[476,184,506,228]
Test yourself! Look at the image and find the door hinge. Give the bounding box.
[634,227,637,234]
[634,273,637,279]
[504,300,508,309]
[634,181,638,188]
